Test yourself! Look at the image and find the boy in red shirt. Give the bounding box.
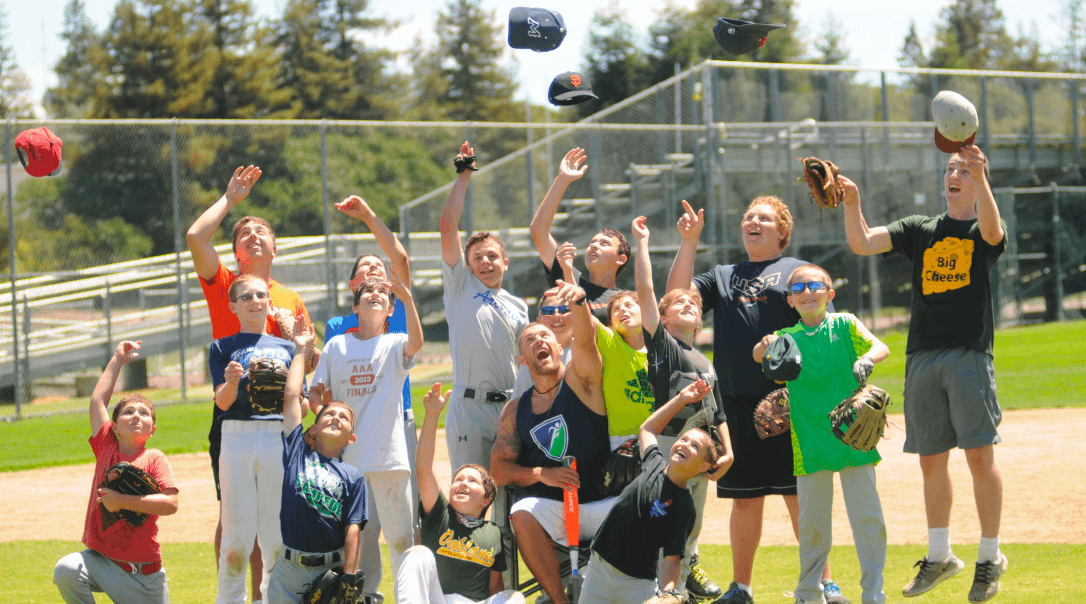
[54,340,180,603]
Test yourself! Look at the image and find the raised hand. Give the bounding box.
[335,195,376,221]
[422,383,449,417]
[225,165,262,205]
[558,147,588,181]
[676,200,704,241]
[546,279,587,307]
[676,379,712,406]
[839,175,860,208]
[387,267,411,300]
[454,141,477,174]
[291,315,314,352]
[632,215,650,242]
[555,241,577,274]
[958,144,989,182]
[114,341,141,364]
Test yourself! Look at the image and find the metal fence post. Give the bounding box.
[21,296,30,404]
[674,63,683,155]
[979,77,990,149]
[5,118,22,416]
[103,282,113,362]
[1052,183,1065,321]
[702,65,721,263]
[590,126,602,233]
[655,86,666,165]
[169,119,188,401]
[1026,79,1037,167]
[464,122,474,236]
[769,68,780,123]
[880,71,891,171]
[525,100,537,225]
[320,120,336,315]
[1072,82,1082,169]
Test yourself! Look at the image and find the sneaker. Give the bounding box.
[686,554,724,600]
[821,579,850,604]
[902,555,965,597]
[968,554,1008,603]
[711,582,753,604]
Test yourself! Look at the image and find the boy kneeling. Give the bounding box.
[579,380,728,604]
[266,322,368,604]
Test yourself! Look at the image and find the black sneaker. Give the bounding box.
[968,554,1008,603]
[686,554,723,600]
[711,582,753,604]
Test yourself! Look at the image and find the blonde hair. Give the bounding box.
[745,197,794,250]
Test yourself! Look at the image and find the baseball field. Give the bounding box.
[2,321,1084,602]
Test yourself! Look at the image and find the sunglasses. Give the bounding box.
[539,305,570,316]
[789,281,828,294]
[233,291,270,302]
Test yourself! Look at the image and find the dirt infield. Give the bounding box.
[2,408,1083,545]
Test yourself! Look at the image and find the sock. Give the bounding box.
[978,536,1001,563]
[736,583,752,596]
[927,527,952,562]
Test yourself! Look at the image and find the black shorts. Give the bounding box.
[716,393,798,499]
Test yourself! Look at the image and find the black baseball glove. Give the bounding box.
[599,437,641,497]
[248,357,288,415]
[99,461,162,528]
[301,568,365,604]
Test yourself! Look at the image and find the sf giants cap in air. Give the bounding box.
[15,126,63,177]
[508,7,567,52]
[713,18,785,56]
[931,90,979,153]
[548,72,597,106]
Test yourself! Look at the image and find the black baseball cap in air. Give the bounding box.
[548,72,598,106]
[713,18,785,56]
[762,333,802,382]
[509,7,567,52]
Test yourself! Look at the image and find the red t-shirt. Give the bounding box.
[82,423,178,563]
[199,260,312,340]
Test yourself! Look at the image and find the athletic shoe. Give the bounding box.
[968,553,1008,603]
[821,579,850,604]
[686,554,724,600]
[902,555,965,597]
[711,582,754,604]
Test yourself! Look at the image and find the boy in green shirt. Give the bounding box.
[753,264,890,604]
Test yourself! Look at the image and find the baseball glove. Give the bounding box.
[99,461,162,528]
[829,385,892,452]
[453,154,479,173]
[643,588,685,604]
[753,388,790,439]
[301,568,365,604]
[599,437,641,497]
[248,357,288,415]
[798,157,844,217]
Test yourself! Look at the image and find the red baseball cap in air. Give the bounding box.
[15,126,63,177]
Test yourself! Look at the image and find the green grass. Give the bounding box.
[7,541,1084,603]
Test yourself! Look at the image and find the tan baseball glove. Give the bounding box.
[798,157,845,217]
[753,388,790,439]
[829,385,891,452]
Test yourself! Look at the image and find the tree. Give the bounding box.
[579,3,651,117]
[813,12,850,65]
[899,20,926,68]
[46,0,103,118]
[0,5,33,118]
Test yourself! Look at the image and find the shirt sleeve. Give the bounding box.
[344,473,368,528]
[442,258,469,299]
[209,340,228,388]
[845,313,876,358]
[543,259,582,289]
[144,451,179,493]
[313,339,333,390]
[885,215,922,261]
[661,501,695,557]
[691,268,719,311]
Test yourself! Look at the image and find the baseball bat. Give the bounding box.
[562,455,579,577]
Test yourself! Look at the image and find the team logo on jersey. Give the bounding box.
[437,529,496,567]
[530,416,569,461]
[649,498,672,518]
[297,458,345,520]
[624,369,654,408]
[922,237,974,295]
[732,271,782,303]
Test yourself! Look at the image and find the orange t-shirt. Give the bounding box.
[199,260,311,340]
[82,423,178,563]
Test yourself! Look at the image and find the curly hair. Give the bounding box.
[745,196,794,250]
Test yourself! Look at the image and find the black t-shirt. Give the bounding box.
[644,327,726,437]
[886,214,1006,355]
[419,491,507,601]
[590,444,695,581]
[544,261,622,324]
[692,257,807,398]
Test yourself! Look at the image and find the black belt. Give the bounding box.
[285,548,341,568]
[464,388,510,404]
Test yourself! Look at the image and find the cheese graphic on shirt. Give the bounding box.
[922,237,973,295]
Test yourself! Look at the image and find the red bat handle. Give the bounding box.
[562,456,580,575]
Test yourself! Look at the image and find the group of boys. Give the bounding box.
[54,140,1007,604]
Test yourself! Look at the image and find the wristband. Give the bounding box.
[573,296,587,306]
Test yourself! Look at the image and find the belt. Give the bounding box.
[284,547,342,568]
[463,388,510,404]
[110,558,162,575]
[404,408,414,422]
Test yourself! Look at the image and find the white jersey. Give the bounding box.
[442,259,529,391]
[314,332,418,473]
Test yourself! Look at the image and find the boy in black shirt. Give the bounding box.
[579,380,723,604]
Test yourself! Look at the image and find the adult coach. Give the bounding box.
[667,199,842,604]
[187,164,312,604]
[840,145,1007,603]
[439,141,530,486]
[530,147,630,323]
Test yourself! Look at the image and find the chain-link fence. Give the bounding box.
[3,60,1085,416]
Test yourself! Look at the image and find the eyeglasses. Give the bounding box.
[233,292,270,302]
[789,281,828,294]
[539,305,570,316]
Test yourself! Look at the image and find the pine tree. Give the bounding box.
[899,21,926,68]
[813,12,850,66]
[580,3,650,117]
[0,5,33,118]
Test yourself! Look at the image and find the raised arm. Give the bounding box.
[961,145,1004,246]
[555,242,578,283]
[439,141,476,268]
[550,280,604,414]
[667,200,704,292]
[490,400,580,490]
[90,341,141,435]
[389,270,423,359]
[336,195,412,283]
[639,380,711,452]
[632,216,661,336]
[416,383,447,515]
[529,147,587,268]
[284,319,314,434]
[186,165,263,280]
[839,176,892,256]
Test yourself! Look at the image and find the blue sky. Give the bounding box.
[6,0,1068,115]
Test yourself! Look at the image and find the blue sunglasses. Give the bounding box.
[790,281,828,294]
[539,305,570,316]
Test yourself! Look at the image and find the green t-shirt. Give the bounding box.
[885,213,1006,355]
[419,491,507,601]
[777,313,881,475]
[597,323,654,437]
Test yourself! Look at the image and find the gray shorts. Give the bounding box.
[903,347,1001,456]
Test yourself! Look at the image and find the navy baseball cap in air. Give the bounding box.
[548,72,598,106]
[713,18,785,56]
[509,7,567,52]
[762,333,802,382]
